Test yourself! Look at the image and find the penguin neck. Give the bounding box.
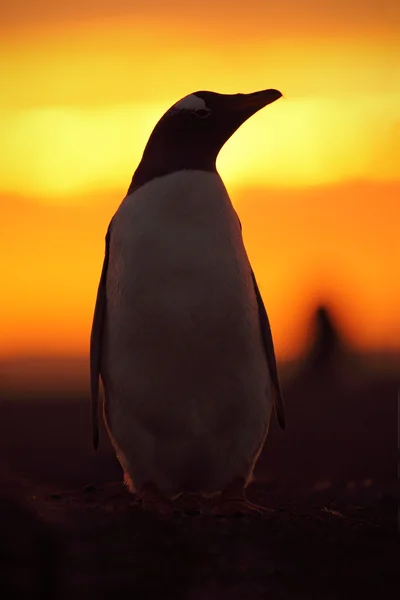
[126,149,218,196]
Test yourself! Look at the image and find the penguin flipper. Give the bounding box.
[251,269,286,430]
[235,213,285,429]
[90,225,111,449]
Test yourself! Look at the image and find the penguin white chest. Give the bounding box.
[102,170,271,496]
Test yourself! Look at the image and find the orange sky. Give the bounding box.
[1,0,399,362]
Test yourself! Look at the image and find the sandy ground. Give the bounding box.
[1,478,398,600]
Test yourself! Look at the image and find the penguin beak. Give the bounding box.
[213,88,283,158]
[235,89,282,113]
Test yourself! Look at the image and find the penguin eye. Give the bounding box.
[193,108,211,119]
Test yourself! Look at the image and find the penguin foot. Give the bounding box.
[212,477,273,517]
[139,482,174,515]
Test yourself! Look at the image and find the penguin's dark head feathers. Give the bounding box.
[128,89,282,194]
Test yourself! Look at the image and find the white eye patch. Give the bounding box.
[173,94,210,112]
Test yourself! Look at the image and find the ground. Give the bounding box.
[1,480,397,599]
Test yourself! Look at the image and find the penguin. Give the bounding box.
[90,89,285,515]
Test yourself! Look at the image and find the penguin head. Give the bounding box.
[129,89,282,193]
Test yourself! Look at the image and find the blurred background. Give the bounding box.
[0,0,399,494]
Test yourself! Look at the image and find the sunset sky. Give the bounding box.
[1,0,399,363]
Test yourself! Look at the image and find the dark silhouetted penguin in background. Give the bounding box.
[91,89,285,515]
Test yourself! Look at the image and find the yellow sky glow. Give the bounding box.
[1,93,399,203]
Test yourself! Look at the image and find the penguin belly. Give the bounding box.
[102,171,272,497]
